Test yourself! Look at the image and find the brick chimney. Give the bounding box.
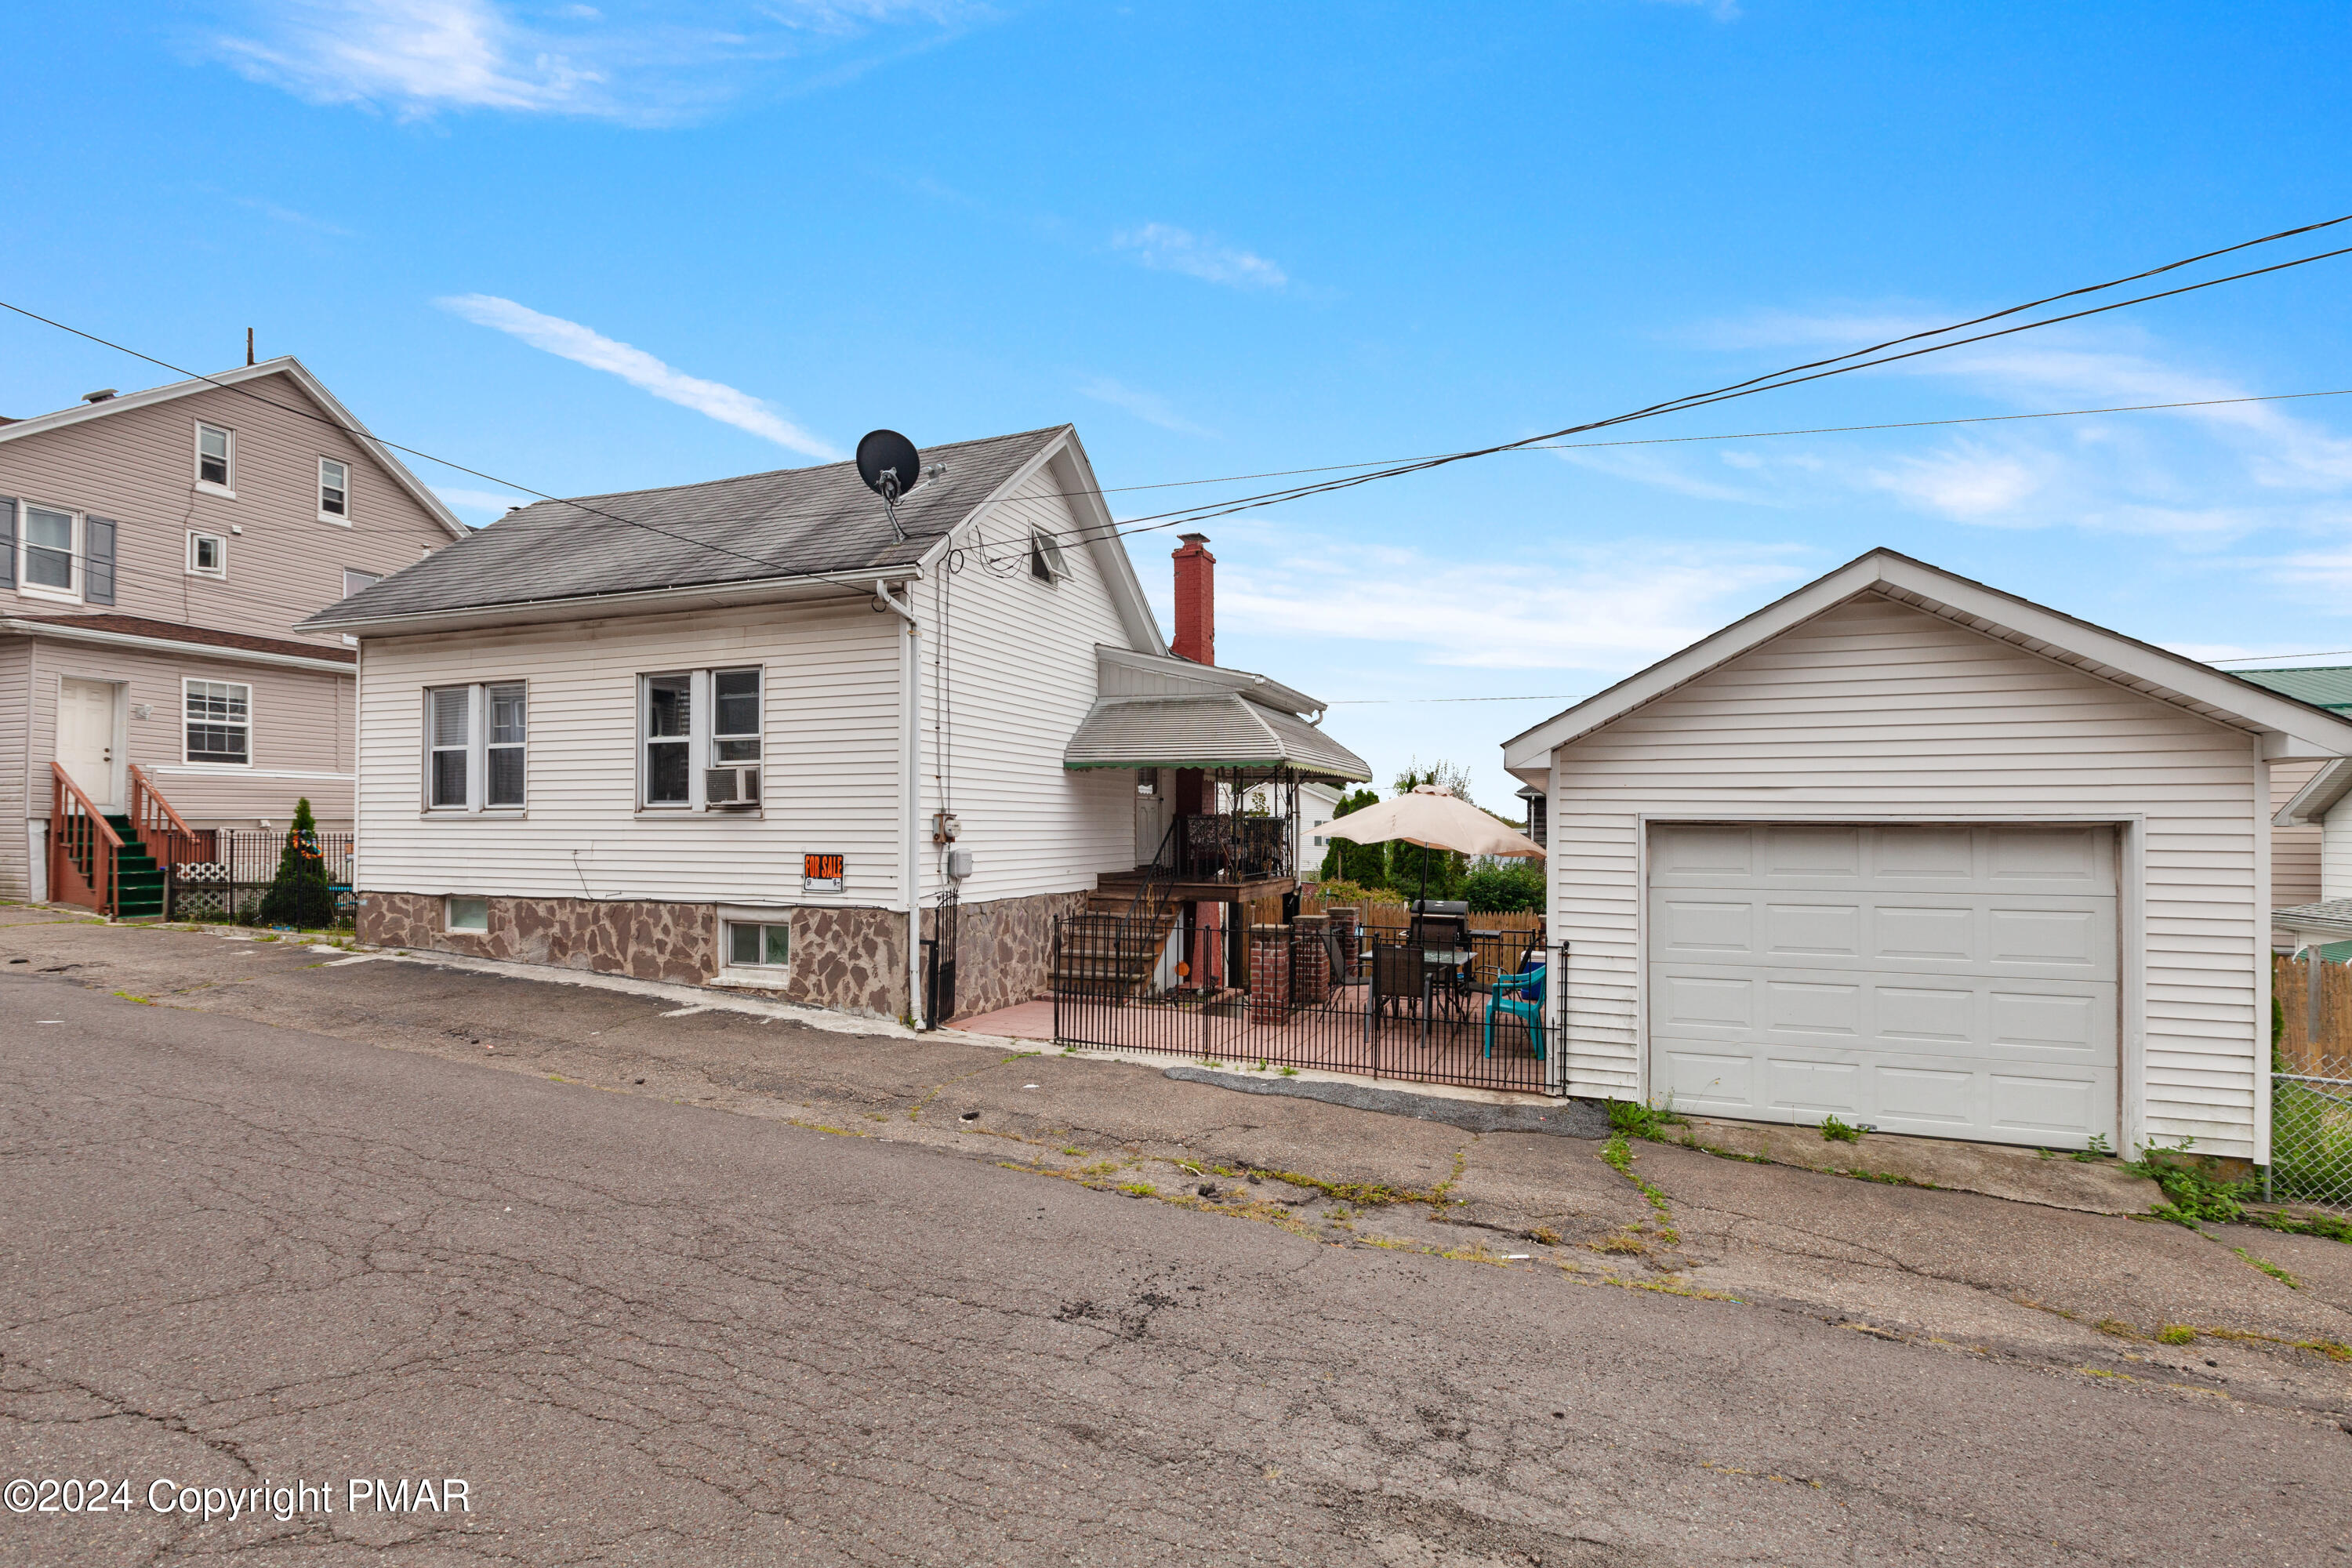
[1171,533,1214,666]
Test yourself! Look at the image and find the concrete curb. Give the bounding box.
[1162,1066,1611,1138]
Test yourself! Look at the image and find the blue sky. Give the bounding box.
[8,2,2352,805]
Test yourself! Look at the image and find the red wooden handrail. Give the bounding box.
[128,764,207,877]
[49,761,122,915]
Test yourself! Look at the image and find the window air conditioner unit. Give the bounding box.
[705,765,761,808]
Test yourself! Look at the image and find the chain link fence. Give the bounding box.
[2271,953,2352,1213]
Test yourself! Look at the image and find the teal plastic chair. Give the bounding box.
[1483,966,1545,1059]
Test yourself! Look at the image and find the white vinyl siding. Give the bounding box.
[913,453,1136,906]
[1548,592,2267,1160]
[0,372,452,637]
[358,601,905,905]
[2269,757,2324,910]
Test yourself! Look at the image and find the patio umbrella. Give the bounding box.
[1324,785,1544,906]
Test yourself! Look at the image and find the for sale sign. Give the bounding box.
[803,853,844,894]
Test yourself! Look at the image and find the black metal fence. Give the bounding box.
[165,829,357,924]
[1052,914,1563,1095]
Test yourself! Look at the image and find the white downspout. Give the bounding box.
[876,581,924,1028]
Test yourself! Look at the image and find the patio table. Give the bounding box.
[1421,948,1473,1046]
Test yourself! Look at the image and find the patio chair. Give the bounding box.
[1483,966,1546,1060]
[1371,942,1424,1025]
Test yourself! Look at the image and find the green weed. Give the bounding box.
[2156,1324,2198,1345]
[1819,1114,1861,1145]
[1607,1098,1686,1141]
[2231,1247,2300,1290]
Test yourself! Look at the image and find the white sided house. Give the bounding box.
[1501,549,2352,1163]
[306,425,1367,1023]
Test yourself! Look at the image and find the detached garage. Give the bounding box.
[1502,549,2352,1162]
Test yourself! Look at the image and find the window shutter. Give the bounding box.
[0,496,14,589]
[84,515,117,604]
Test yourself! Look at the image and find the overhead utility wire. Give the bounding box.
[6,212,2351,573]
[1065,387,2352,499]
[0,300,909,596]
[1068,228,2352,549]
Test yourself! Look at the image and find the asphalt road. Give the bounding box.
[2,974,2347,1566]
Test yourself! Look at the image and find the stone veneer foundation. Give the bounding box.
[924,888,1090,1021]
[358,886,1089,1022]
[358,892,909,1018]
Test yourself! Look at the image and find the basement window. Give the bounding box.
[717,910,793,987]
[446,895,488,933]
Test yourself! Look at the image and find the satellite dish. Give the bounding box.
[856,430,921,501]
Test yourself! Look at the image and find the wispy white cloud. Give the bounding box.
[1112,223,1288,290]
[207,0,980,125]
[1646,0,1742,20]
[437,294,840,459]
[1218,537,1810,671]
[1077,376,1216,437]
[1606,306,2352,539]
[233,194,354,235]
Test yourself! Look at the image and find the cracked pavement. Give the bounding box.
[2,913,2350,1564]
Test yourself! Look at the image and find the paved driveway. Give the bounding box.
[3,967,2349,1565]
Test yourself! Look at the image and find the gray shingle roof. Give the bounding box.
[1063,694,1371,782]
[307,426,1067,626]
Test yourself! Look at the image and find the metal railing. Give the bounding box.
[167,829,357,924]
[1054,917,1562,1095]
[1172,812,1292,884]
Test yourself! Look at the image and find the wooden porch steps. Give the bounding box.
[103,814,167,919]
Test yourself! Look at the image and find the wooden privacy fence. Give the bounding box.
[1243,885,1548,989]
[2274,953,2352,1076]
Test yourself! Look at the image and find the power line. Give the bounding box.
[1075,230,2352,550]
[8,211,2352,583]
[0,302,912,596]
[2211,650,2352,666]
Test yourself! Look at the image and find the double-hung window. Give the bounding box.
[24,504,77,595]
[184,680,251,766]
[426,682,526,811]
[197,423,234,491]
[640,666,763,811]
[318,458,350,521]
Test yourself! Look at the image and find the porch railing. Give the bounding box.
[1168,812,1292,884]
[48,762,123,915]
[129,764,212,879]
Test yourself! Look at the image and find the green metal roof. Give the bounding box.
[2231,665,2352,713]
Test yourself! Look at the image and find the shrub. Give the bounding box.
[256,797,336,929]
[1464,863,1544,913]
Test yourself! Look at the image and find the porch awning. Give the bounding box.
[1063,694,1372,782]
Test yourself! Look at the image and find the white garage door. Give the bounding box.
[1646,824,2118,1149]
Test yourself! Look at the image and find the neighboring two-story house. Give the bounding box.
[305,424,1367,1023]
[0,357,467,909]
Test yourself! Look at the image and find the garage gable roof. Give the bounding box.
[1502,547,2352,779]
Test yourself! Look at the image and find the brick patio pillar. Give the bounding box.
[1290,913,1330,1007]
[1248,924,1290,1025]
[1324,906,1358,983]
